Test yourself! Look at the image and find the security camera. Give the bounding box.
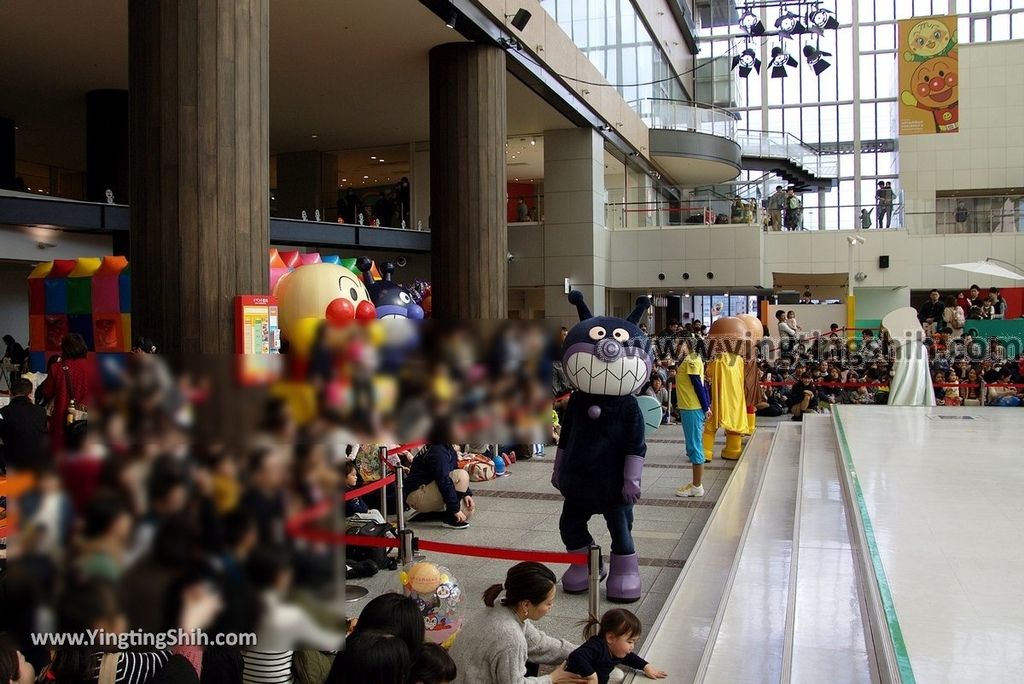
[506,252,515,263]
[847,235,865,245]
[396,256,408,267]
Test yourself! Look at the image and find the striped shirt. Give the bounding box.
[241,651,293,684]
[87,651,171,684]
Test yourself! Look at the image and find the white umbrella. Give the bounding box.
[942,258,1024,281]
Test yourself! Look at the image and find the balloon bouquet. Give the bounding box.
[399,561,466,649]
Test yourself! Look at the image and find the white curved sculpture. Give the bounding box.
[882,307,936,407]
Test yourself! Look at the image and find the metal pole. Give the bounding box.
[378,446,389,522]
[399,528,414,566]
[395,456,406,532]
[587,544,601,620]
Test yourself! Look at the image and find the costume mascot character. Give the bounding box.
[736,314,766,435]
[552,291,653,603]
[702,316,751,461]
[883,307,936,407]
[356,258,425,320]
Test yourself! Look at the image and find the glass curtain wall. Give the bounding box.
[697,0,1024,230]
[540,0,691,103]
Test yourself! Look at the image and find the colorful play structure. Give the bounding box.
[26,256,131,374]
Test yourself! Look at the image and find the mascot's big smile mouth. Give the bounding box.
[565,347,650,396]
[930,88,953,103]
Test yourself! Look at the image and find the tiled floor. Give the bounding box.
[834,405,1024,683]
[346,421,756,647]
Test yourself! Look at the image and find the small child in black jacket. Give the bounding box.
[565,609,667,683]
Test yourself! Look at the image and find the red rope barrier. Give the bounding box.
[344,473,396,502]
[416,539,587,565]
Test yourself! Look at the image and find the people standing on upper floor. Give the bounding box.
[516,197,529,223]
[917,289,946,335]
[766,185,785,232]
[38,333,104,455]
[883,182,896,227]
[784,186,803,231]
[798,291,813,304]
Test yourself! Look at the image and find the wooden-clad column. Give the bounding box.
[429,43,507,320]
[129,0,269,357]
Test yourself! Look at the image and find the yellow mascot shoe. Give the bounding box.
[746,411,756,435]
[702,430,715,462]
[722,432,743,460]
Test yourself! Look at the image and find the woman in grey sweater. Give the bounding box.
[450,562,587,684]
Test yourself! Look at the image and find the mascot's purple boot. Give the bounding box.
[606,553,642,603]
[561,550,591,594]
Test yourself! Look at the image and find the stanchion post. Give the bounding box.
[588,544,601,620]
[399,528,414,566]
[378,446,389,521]
[331,485,346,606]
[395,456,406,533]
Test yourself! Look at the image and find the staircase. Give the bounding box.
[737,131,837,191]
[633,415,890,683]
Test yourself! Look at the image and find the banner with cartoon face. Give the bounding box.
[898,15,959,135]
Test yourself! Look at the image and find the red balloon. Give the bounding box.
[356,300,377,321]
[325,298,355,325]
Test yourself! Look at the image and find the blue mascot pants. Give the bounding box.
[560,499,635,555]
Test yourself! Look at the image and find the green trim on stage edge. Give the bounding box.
[833,407,917,684]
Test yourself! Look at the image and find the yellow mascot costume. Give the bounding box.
[736,314,766,435]
[702,317,750,461]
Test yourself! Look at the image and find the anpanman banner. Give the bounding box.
[898,15,959,135]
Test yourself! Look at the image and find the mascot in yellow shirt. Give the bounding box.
[702,316,750,461]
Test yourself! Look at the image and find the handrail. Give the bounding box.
[629,97,738,140]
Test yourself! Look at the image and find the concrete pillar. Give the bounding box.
[274,151,338,221]
[86,90,130,203]
[542,128,609,330]
[0,117,15,190]
[128,0,270,357]
[428,43,507,320]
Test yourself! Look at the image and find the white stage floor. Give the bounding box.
[833,405,1024,683]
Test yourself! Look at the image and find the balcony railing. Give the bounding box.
[605,195,1024,234]
[630,98,738,140]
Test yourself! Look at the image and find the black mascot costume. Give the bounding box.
[552,291,653,603]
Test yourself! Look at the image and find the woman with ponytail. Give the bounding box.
[450,562,586,683]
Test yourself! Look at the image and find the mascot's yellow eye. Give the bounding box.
[588,326,607,340]
[612,328,630,342]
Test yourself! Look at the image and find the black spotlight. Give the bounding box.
[803,44,832,75]
[807,7,840,34]
[739,9,766,36]
[775,10,806,38]
[732,47,762,78]
[769,46,798,78]
[510,8,532,31]
[445,6,457,29]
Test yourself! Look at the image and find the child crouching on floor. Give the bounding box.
[565,608,667,683]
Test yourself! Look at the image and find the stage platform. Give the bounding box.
[636,405,1024,683]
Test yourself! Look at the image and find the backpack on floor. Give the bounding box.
[345,520,397,570]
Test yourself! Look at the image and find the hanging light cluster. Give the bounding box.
[733,2,839,79]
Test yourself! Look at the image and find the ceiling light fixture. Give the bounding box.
[807,7,839,33]
[445,6,458,29]
[732,47,762,78]
[739,8,765,36]
[530,138,536,145]
[775,10,806,38]
[803,43,832,75]
[769,46,798,78]
[370,156,377,159]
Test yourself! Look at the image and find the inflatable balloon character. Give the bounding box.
[400,561,466,649]
[736,313,766,434]
[272,262,376,354]
[356,258,424,320]
[552,291,653,603]
[702,317,751,461]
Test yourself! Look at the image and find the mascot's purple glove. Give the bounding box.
[551,448,565,491]
[622,455,644,504]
